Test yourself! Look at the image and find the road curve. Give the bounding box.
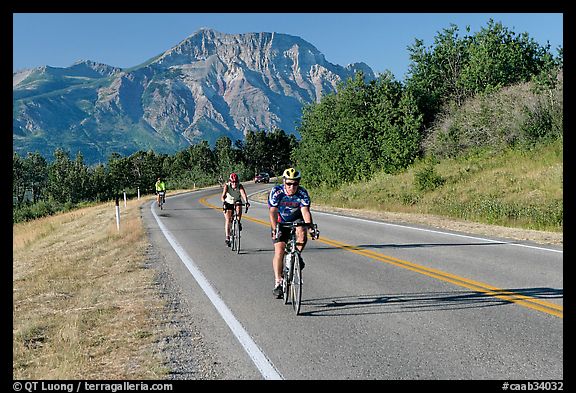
[142,183,563,380]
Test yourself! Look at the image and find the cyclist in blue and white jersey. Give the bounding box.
[268,167,318,298]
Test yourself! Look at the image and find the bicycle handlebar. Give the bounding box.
[225,201,250,213]
[275,221,319,239]
[276,221,316,228]
[233,201,250,213]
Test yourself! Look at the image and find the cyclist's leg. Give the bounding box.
[295,227,308,252]
[272,239,286,297]
[295,227,308,269]
[223,209,233,242]
[236,204,243,229]
[273,241,285,284]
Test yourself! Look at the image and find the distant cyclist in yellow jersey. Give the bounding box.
[155,177,166,207]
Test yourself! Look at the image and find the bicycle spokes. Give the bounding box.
[234,219,241,254]
[291,254,302,315]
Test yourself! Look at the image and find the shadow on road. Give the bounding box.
[356,241,509,249]
[309,241,509,252]
[298,287,563,317]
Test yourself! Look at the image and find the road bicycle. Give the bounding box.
[276,221,319,315]
[230,202,249,254]
[157,191,166,210]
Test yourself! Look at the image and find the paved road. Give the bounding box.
[143,183,563,380]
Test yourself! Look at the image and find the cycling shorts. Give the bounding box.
[273,219,305,244]
[223,202,241,211]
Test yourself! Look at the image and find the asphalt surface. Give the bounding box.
[142,183,563,380]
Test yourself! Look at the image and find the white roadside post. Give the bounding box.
[137,187,140,200]
[115,195,120,231]
[123,191,127,208]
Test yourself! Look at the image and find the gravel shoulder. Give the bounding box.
[142,204,224,380]
[148,250,223,380]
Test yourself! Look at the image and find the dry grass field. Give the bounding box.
[13,196,168,379]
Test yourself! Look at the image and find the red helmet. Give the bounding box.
[229,173,239,182]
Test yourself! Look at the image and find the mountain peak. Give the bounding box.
[13,29,375,164]
[155,30,329,69]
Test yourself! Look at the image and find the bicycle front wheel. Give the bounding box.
[291,254,302,315]
[230,221,236,251]
[233,219,241,253]
[283,254,294,305]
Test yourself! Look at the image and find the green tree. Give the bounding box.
[293,92,341,187]
[13,152,26,204]
[268,128,298,176]
[89,163,112,202]
[106,152,132,196]
[24,152,49,203]
[129,150,162,194]
[243,128,297,176]
[69,152,90,203]
[215,136,241,180]
[460,19,550,95]
[405,19,560,129]
[294,71,422,187]
[185,140,218,186]
[373,82,423,173]
[47,148,75,203]
[243,130,269,175]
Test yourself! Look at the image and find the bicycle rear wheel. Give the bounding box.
[291,253,302,315]
[234,219,241,254]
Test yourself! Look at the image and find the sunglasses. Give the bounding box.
[285,182,299,187]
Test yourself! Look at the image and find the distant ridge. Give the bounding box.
[13,29,375,164]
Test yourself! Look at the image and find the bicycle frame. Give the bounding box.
[276,221,318,315]
[230,202,248,254]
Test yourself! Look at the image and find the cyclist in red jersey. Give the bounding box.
[221,173,250,246]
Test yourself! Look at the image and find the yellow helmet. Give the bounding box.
[282,167,301,180]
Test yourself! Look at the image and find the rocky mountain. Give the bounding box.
[13,28,375,164]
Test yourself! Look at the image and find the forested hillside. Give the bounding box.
[13,20,563,230]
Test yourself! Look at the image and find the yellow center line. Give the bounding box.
[199,195,563,318]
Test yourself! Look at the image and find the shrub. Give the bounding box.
[13,200,60,223]
[414,163,445,192]
[423,76,563,157]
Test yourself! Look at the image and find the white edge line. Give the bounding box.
[150,200,283,380]
[247,196,562,254]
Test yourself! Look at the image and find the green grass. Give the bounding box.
[310,140,562,232]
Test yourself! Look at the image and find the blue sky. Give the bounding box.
[13,13,563,82]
